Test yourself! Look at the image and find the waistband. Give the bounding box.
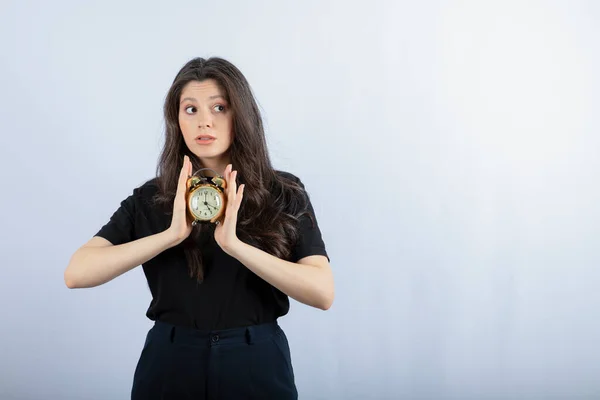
[151,319,281,346]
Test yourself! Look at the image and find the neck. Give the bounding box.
[196,155,230,177]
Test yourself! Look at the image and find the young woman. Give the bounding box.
[64,57,334,399]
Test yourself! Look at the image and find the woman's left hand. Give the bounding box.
[214,164,245,254]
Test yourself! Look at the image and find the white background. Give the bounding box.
[1,1,599,399]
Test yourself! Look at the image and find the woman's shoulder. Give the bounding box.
[274,170,304,187]
[271,170,314,214]
[133,177,159,196]
[127,177,161,209]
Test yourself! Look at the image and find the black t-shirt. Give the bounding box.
[94,171,329,330]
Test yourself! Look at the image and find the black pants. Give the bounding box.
[131,320,297,400]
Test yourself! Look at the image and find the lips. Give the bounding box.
[195,135,216,141]
[195,135,216,144]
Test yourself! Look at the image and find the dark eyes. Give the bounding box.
[184,105,226,114]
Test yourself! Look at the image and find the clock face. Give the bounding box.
[189,186,222,220]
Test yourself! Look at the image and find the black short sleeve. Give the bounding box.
[290,179,330,263]
[94,190,138,245]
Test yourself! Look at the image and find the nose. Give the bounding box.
[196,108,212,128]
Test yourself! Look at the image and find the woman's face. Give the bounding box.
[178,79,233,167]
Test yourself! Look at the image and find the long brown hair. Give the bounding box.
[153,57,311,282]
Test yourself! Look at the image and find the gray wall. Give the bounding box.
[1,1,599,399]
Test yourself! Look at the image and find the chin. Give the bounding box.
[191,148,227,162]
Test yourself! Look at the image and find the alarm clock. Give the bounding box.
[186,168,228,225]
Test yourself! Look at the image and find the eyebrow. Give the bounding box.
[180,95,226,104]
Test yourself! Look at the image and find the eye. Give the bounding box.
[213,104,226,112]
[185,106,196,114]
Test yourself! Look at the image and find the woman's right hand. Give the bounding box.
[167,155,194,246]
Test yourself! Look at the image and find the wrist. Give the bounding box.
[223,237,246,258]
[162,227,186,248]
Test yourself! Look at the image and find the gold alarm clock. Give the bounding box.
[186,168,227,225]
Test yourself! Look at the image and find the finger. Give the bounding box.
[177,156,188,191]
[236,184,245,210]
[226,164,232,185]
[226,168,233,194]
[229,170,238,206]
[182,157,189,179]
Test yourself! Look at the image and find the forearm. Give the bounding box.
[226,240,334,310]
[65,230,179,288]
